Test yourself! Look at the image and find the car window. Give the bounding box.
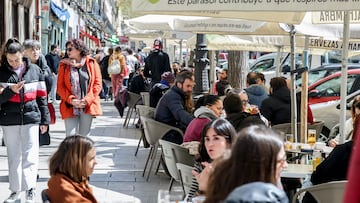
[313,74,357,96]
[296,70,328,87]
[250,58,274,72]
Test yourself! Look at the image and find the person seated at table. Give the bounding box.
[328,95,360,147]
[188,118,237,201]
[202,125,287,203]
[224,90,266,132]
[301,102,360,203]
[128,67,149,95]
[46,135,98,203]
[149,71,175,108]
[155,70,195,144]
[183,95,223,142]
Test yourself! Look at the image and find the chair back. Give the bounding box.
[41,189,51,203]
[137,105,155,119]
[140,92,150,106]
[272,121,325,142]
[127,91,142,108]
[292,180,347,203]
[141,116,183,146]
[176,163,195,195]
[159,139,182,182]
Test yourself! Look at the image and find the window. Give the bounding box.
[313,74,358,97]
[251,58,274,72]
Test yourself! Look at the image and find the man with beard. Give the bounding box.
[155,70,195,144]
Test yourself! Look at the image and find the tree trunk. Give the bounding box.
[227,51,249,89]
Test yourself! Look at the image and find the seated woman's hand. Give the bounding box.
[192,162,213,192]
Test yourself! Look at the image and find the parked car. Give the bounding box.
[308,69,360,105]
[249,52,302,85]
[310,89,360,139]
[296,63,360,87]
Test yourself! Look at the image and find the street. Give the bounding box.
[0,101,173,203]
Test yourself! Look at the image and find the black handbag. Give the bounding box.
[39,130,50,146]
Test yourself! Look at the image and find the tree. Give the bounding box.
[227,51,249,89]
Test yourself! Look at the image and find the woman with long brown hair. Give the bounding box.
[109,46,126,98]
[204,125,287,203]
[46,135,98,203]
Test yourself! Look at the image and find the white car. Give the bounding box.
[310,89,360,140]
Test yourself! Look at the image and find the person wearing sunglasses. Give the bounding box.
[0,38,50,203]
[57,38,102,137]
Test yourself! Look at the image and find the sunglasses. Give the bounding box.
[66,47,73,52]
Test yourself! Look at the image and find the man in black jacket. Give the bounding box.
[45,44,60,102]
[155,71,195,144]
[144,38,171,86]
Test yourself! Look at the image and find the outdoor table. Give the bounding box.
[281,164,313,179]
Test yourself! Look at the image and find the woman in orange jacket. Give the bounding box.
[108,46,126,98]
[57,39,102,136]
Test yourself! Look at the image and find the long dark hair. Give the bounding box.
[204,125,283,203]
[197,118,237,163]
[65,38,88,57]
[1,38,23,67]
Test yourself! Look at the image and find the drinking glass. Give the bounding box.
[158,190,170,203]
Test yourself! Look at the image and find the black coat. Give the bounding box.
[155,85,193,131]
[129,74,148,94]
[37,54,53,94]
[149,82,169,108]
[260,87,291,125]
[144,50,171,83]
[0,57,50,125]
[45,52,60,74]
[311,141,353,184]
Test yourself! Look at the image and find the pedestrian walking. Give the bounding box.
[45,44,60,103]
[0,38,50,203]
[144,38,171,86]
[109,46,126,98]
[23,39,53,146]
[57,38,102,136]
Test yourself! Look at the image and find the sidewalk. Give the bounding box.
[0,101,175,203]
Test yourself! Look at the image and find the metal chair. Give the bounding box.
[272,121,325,142]
[140,92,150,106]
[135,105,155,156]
[41,189,51,203]
[141,116,183,181]
[123,91,142,128]
[291,180,347,203]
[176,163,195,196]
[159,139,195,191]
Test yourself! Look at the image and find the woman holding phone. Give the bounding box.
[0,38,50,203]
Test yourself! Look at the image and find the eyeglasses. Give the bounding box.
[241,100,249,105]
[277,156,287,165]
[66,47,73,52]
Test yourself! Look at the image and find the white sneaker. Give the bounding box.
[4,192,20,203]
[25,188,35,203]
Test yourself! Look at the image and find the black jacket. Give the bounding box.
[155,85,193,131]
[144,50,171,83]
[0,57,50,126]
[311,141,353,184]
[260,87,291,125]
[45,52,60,74]
[129,74,148,94]
[37,54,53,93]
[149,82,169,108]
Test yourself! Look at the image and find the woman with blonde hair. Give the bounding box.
[46,135,98,203]
[109,46,126,98]
[204,125,287,203]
